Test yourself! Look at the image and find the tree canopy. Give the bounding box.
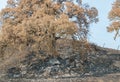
[107,0,120,39]
[0,0,98,58]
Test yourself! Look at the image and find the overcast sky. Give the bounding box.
[0,0,120,49]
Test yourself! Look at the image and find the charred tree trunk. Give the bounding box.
[51,33,58,57]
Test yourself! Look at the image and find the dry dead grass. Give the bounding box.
[0,50,29,73]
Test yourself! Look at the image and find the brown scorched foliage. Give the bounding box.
[107,0,120,39]
[0,0,98,60]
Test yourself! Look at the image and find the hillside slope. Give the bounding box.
[0,43,120,81]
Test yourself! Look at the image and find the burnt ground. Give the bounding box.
[0,55,120,82]
[0,44,120,82]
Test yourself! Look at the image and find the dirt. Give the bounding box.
[0,73,120,82]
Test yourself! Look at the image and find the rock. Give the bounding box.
[50,65,61,76]
[20,65,27,76]
[7,67,21,78]
[43,66,52,78]
[27,59,46,74]
[48,58,60,66]
[113,61,120,68]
